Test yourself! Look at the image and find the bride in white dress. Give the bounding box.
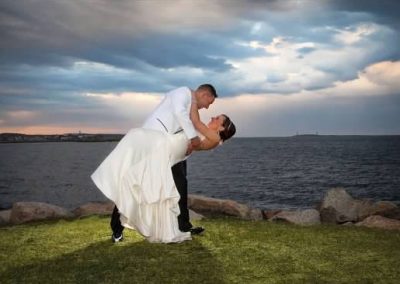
[91,111,236,243]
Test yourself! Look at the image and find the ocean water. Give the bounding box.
[1,136,399,210]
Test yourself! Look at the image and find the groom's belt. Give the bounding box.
[156,118,183,134]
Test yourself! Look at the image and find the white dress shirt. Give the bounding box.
[142,87,197,140]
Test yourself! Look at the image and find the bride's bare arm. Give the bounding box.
[190,102,220,143]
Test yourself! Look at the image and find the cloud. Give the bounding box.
[333,23,379,45]
[1,0,400,136]
[324,60,400,97]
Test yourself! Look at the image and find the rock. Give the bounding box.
[382,207,400,220]
[73,201,114,217]
[320,188,369,223]
[188,194,262,220]
[189,209,204,221]
[247,208,263,221]
[370,201,400,220]
[262,209,282,220]
[356,215,400,231]
[188,194,224,214]
[0,210,11,226]
[221,199,250,217]
[341,222,354,226]
[270,209,321,225]
[9,202,73,224]
[371,201,397,213]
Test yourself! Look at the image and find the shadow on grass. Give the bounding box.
[2,238,226,283]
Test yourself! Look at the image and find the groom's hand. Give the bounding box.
[191,136,201,148]
[186,143,193,155]
[186,136,201,155]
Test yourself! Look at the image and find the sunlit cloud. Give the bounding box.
[324,60,400,97]
[333,23,379,45]
[85,92,161,120]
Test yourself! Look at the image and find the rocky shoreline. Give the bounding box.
[1,188,399,231]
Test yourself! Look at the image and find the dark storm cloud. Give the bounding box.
[330,0,400,27]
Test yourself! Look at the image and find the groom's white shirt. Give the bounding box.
[142,87,197,139]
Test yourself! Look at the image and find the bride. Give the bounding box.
[91,103,236,243]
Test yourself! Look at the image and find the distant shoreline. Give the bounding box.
[0,133,124,143]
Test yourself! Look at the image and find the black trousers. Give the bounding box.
[110,160,192,236]
[172,160,193,232]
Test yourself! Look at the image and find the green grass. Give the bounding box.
[1,216,399,283]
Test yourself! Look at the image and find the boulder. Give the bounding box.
[188,194,262,220]
[320,188,369,223]
[247,208,263,221]
[9,202,73,224]
[0,210,11,226]
[270,209,321,225]
[73,201,114,217]
[320,188,400,223]
[356,215,400,231]
[370,201,400,220]
[382,207,400,220]
[261,209,282,220]
[189,209,204,221]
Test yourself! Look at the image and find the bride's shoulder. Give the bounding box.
[196,131,206,141]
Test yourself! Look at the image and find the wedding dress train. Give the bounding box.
[91,128,191,243]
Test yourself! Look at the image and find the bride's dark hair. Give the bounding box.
[219,114,236,142]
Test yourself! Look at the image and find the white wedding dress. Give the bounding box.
[91,128,191,243]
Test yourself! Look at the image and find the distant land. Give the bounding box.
[0,132,124,143]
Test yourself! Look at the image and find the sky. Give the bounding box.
[1,0,400,137]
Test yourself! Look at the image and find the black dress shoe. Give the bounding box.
[190,227,205,235]
[111,233,124,243]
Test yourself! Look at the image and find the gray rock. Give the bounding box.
[356,215,400,230]
[0,210,11,226]
[370,201,400,220]
[188,194,262,220]
[247,208,263,221]
[320,188,367,223]
[73,201,114,217]
[320,188,399,224]
[270,209,321,225]
[189,209,204,221]
[10,202,73,224]
[382,207,400,220]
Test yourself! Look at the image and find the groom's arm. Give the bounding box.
[170,88,198,140]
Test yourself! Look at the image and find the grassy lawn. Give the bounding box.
[0,216,399,283]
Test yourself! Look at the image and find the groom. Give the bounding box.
[111,84,218,242]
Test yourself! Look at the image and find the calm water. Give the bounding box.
[1,136,399,210]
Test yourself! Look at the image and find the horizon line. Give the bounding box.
[1,132,400,138]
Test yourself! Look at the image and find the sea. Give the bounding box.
[1,135,399,210]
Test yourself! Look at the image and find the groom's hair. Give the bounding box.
[197,84,218,98]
